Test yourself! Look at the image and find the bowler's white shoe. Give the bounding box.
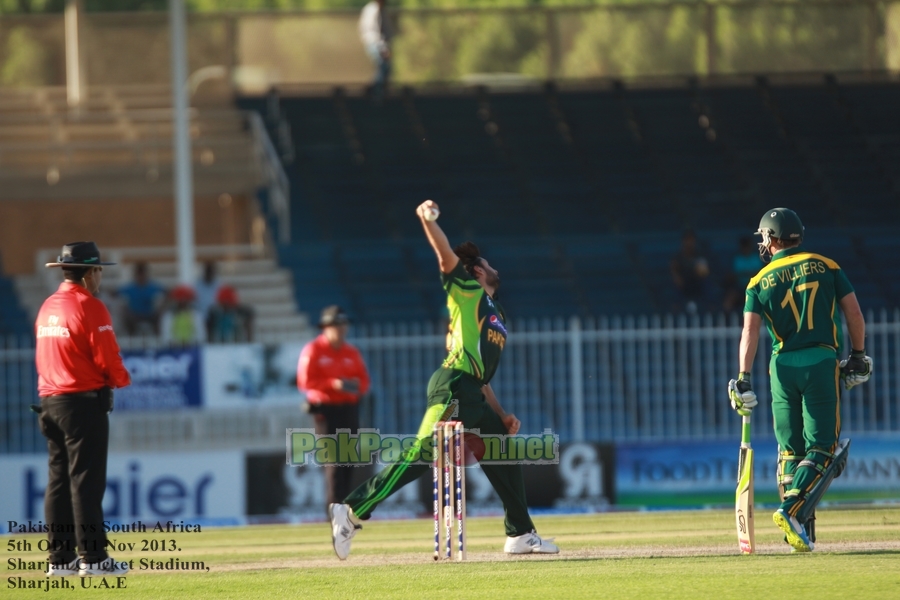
[79,556,130,576]
[329,503,362,560]
[504,531,559,554]
[46,558,80,576]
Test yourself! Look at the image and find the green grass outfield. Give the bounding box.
[5,508,900,599]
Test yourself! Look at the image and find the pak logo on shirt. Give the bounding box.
[489,315,507,336]
[487,316,506,349]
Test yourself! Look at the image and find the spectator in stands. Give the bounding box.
[297,305,370,513]
[160,285,205,346]
[119,261,165,336]
[207,285,254,343]
[723,236,764,313]
[358,0,393,103]
[670,229,710,314]
[733,236,764,289]
[195,260,221,318]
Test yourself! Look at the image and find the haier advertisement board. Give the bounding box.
[116,347,202,411]
[114,343,307,411]
[0,451,245,526]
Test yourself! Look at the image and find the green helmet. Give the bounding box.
[756,208,804,261]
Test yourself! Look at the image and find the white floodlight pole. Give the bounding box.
[170,0,196,286]
[65,0,84,108]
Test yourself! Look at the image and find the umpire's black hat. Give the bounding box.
[45,241,116,268]
[319,305,350,328]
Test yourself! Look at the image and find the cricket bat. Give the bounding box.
[735,413,755,554]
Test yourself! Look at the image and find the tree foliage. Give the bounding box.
[0,1,887,84]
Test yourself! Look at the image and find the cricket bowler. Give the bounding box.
[327,200,559,559]
[728,207,872,552]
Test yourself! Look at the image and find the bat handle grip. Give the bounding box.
[741,414,752,446]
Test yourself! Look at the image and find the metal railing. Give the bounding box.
[5,310,897,453]
[248,111,291,243]
[354,310,900,443]
[0,2,897,89]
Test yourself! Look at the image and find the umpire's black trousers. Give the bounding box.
[39,393,110,563]
[311,402,360,512]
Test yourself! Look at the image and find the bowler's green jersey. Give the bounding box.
[441,262,507,384]
[744,247,854,354]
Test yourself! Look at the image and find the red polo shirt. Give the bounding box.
[36,282,131,397]
[297,334,370,405]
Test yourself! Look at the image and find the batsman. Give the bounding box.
[728,208,872,552]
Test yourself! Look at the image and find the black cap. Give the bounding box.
[45,241,116,268]
[319,305,350,328]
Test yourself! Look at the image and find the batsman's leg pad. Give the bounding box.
[776,446,803,501]
[787,438,851,524]
[804,512,816,544]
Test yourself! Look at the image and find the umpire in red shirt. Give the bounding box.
[36,242,131,576]
[297,306,370,511]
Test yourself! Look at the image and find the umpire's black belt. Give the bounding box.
[32,390,103,414]
[41,390,101,401]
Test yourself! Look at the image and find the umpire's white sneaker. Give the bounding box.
[329,503,362,560]
[46,558,80,576]
[79,556,130,576]
[504,531,559,554]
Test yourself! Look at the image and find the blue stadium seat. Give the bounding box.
[240,81,899,322]
[0,272,29,335]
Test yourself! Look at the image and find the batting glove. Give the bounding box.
[728,372,758,416]
[840,349,873,390]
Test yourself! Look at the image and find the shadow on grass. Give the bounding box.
[832,550,900,556]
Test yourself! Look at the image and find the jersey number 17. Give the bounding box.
[780,282,819,330]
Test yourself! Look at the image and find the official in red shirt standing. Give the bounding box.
[36,242,131,577]
[297,305,370,511]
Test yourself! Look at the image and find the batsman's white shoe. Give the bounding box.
[79,556,130,576]
[329,503,362,560]
[46,558,80,576]
[504,531,559,554]
[773,509,814,553]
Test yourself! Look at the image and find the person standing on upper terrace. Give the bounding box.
[358,0,393,103]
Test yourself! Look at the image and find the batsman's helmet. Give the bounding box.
[756,208,804,262]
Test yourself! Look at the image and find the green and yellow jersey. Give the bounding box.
[744,247,854,355]
[441,262,507,384]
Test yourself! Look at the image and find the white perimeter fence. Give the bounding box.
[3,310,899,453]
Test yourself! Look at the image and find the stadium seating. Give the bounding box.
[248,77,900,322]
[0,275,30,336]
[0,252,26,335]
[0,85,262,203]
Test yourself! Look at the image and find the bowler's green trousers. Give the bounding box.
[344,368,535,536]
[770,347,842,518]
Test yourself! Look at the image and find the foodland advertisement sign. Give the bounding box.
[615,435,900,508]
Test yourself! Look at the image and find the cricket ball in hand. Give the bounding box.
[423,206,440,221]
[464,432,486,465]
